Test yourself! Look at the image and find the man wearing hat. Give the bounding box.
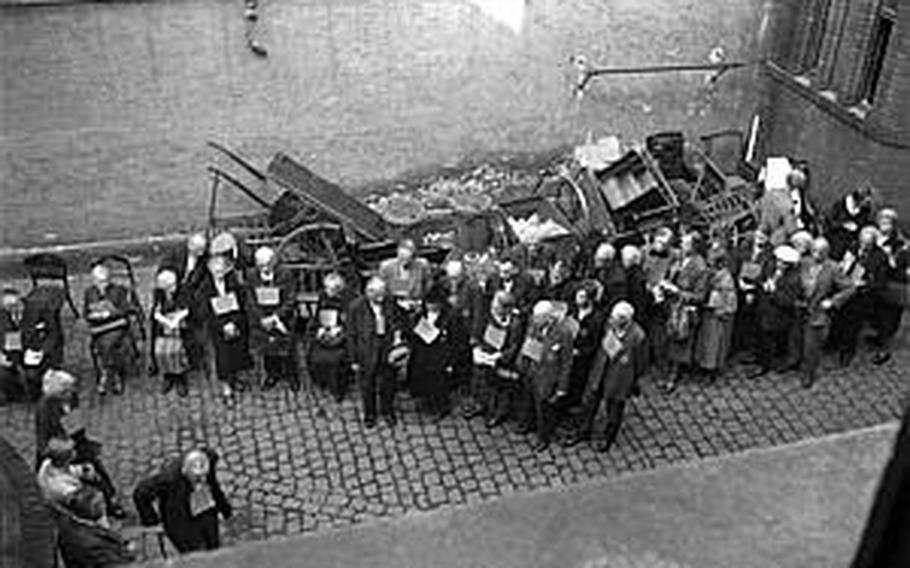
[564,301,647,452]
[84,263,137,396]
[751,245,804,378]
[347,276,404,428]
[515,300,575,451]
[247,246,299,390]
[487,257,538,315]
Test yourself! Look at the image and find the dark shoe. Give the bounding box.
[630,384,642,397]
[485,416,504,429]
[594,439,615,453]
[364,417,377,429]
[800,373,815,389]
[160,379,174,395]
[515,423,534,435]
[748,366,770,379]
[462,405,484,420]
[838,351,854,368]
[176,381,189,398]
[561,432,587,448]
[532,439,550,452]
[262,377,278,390]
[872,351,892,366]
[289,381,301,393]
[384,415,398,428]
[333,392,345,404]
[660,380,677,394]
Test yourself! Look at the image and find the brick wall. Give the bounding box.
[762,0,910,219]
[0,0,767,248]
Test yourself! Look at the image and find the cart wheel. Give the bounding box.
[276,222,351,267]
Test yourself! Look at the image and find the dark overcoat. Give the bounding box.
[345,296,403,378]
[193,272,253,377]
[246,269,298,356]
[583,321,648,402]
[133,448,232,553]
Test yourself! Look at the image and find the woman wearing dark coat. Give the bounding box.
[193,255,253,401]
[566,281,606,408]
[825,186,873,261]
[405,286,469,420]
[134,448,232,554]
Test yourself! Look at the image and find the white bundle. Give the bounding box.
[507,213,571,244]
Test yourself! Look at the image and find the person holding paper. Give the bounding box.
[464,290,525,427]
[694,242,738,382]
[347,276,404,428]
[751,245,804,378]
[194,255,253,402]
[0,288,26,403]
[515,301,575,452]
[158,232,209,372]
[150,269,191,397]
[405,285,468,421]
[564,301,647,452]
[134,447,233,554]
[248,247,299,391]
[798,237,855,388]
[308,272,354,402]
[21,284,66,401]
[831,227,887,367]
[84,263,137,396]
[642,227,676,386]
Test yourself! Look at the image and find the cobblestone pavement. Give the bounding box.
[2,294,907,562]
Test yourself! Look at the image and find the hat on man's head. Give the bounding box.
[774,245,800,264]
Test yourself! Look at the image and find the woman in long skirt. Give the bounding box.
[695,242,738,382]
[194,255,252,402]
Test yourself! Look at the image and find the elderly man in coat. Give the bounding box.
[134,448,232,554]
[21,284,67,401]
[563,301,647,453]
[248,247,299,390]
[799,236,855,388]
[347,276,405,428]
[378,238,432,312]
[515,300,575,452]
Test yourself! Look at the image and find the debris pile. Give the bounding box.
[507,212,571,244]
[365,164,545,225]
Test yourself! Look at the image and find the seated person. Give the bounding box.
[37,437,106,522]
[84,264,136,395]
[0,288,26,403]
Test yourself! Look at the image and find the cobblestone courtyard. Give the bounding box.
[2,296,907,561]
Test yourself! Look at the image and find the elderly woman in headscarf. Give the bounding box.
[515,300,575,452]
[35,369,125,518]
[308,272,353,402]
[134,448,232,554]
[247,246,299,390]
[564,301,647,452]
[151,269,191,397]
[694,241,739,383]
[193,253,253,402]
[658,231,710,393]
[84,263,136,395]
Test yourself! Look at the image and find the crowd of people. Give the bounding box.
[1,162,908,562]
